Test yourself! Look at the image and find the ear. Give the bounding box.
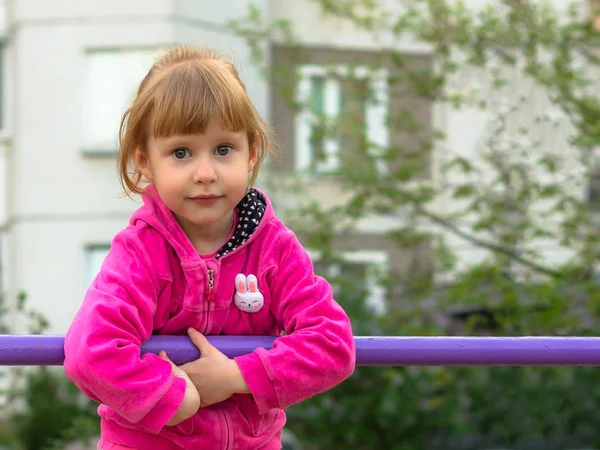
[235,274,247,294]
[247,142,258,173]
[133,147,153,182]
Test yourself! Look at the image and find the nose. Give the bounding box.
[192,155,217,183]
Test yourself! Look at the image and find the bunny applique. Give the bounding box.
[234,273,264,313]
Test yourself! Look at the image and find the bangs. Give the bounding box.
[144,60,260,138]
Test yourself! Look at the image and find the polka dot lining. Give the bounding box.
[215,189,266,259]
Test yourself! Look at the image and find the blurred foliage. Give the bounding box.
[230,0,600,449]
[0,292,98,450]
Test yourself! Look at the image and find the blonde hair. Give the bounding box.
[118,45,275,196]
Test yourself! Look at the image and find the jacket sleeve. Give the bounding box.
[63,231,186,433]
[233,230,356,414]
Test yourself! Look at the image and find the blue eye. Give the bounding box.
[172,148,190,159]
[215,145,233,156]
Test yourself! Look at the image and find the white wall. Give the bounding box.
[4,0,269,333]
[270,0,430,53]
[270,0,584,52]
[172,0,270,121]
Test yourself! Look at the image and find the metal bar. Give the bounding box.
[1,335,600,366]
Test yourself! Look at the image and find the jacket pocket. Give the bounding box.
[236,394,280,437]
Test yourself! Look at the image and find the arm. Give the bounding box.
[63,231,196,433]
[233,231,356,414]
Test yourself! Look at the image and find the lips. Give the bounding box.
[190,195,221,205]
[191,195,220,200]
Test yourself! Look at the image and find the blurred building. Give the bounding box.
[0,0,271,332]
[0,0,594,332]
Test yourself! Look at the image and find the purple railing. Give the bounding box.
[1,335,600,366]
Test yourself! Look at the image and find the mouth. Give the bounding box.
[190,195,221,205]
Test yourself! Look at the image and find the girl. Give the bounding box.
[63,45,355,450]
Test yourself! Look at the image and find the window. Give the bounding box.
[295,65,388,174]
[0,41,8,133]
[0,44,5,131]
[590,0,600,30]
[310,250,388,315]
[84,244,110,287]
[81,48,161,155]
[588,170,600,210]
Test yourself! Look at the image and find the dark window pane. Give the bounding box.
[339,76,368,166]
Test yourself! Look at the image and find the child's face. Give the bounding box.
[135,117,257,240]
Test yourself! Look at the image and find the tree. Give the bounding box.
[231,1,600,448]
[0,292,98,450]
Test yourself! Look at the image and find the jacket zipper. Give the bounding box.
[200,267,215,334]
[207,269,215,301]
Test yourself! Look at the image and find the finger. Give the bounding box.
[178,358,199,372]
[199,397,216,408]
[158,350,176,366]
[187,328,215,356]
[160,351,189,380]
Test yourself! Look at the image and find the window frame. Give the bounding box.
[294,64,388,175]
[83,244,111,288]
[80,47,162,157]
[0,39,10,139]
[308,249,389,315]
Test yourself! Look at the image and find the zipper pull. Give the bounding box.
[207,269,215,301]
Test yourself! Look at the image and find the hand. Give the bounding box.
[179,328,250,407]
[158,350,201,426]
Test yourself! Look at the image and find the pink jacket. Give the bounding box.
[63,188,355,450]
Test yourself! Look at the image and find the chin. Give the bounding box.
[191,213,227,226]
[188,216,219,226]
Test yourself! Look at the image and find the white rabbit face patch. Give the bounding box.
[234,274,264,313]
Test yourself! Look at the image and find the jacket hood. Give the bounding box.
[130,185,273,264]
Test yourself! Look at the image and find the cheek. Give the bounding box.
[154,169,185,188]
[220,167,251,189]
